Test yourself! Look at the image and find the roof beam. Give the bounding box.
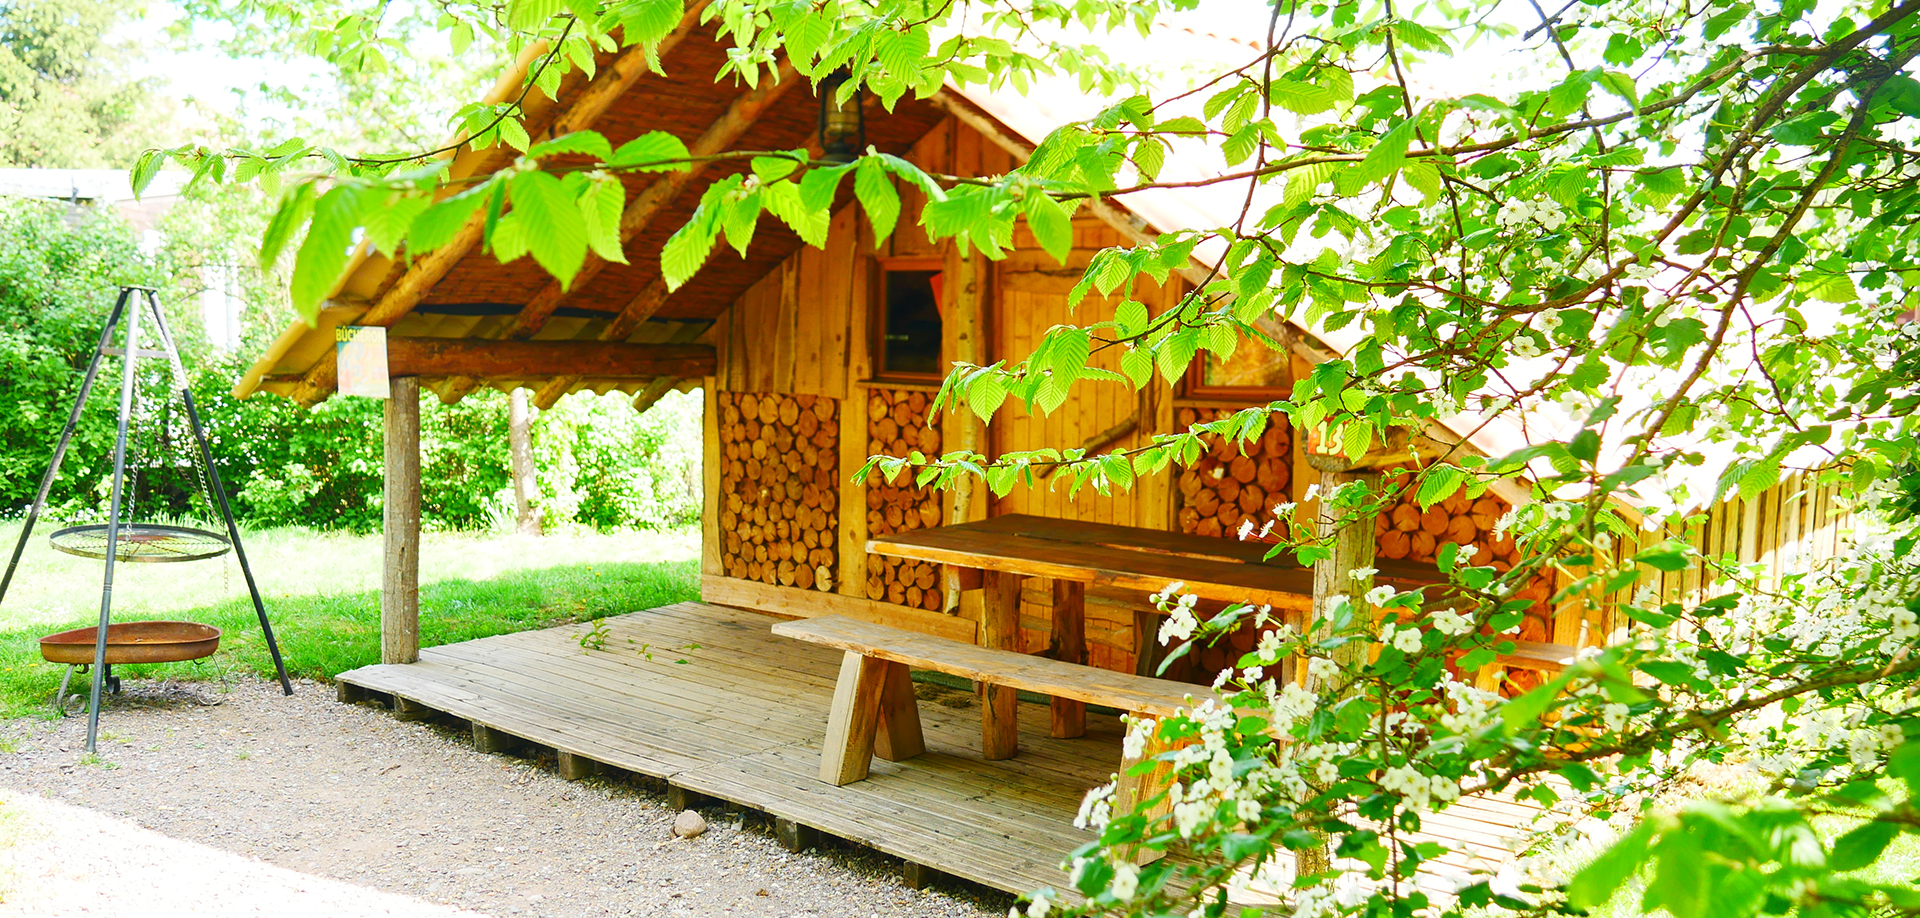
[283,5,714,407]
[386,339,714,378]
[531,276,673,408]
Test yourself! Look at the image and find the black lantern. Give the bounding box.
[818,71,865,163]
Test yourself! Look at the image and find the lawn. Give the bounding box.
[0,523,701,718]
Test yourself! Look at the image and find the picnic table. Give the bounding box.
[865,514,1440,749]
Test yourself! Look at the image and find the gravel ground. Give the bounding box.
[0,679,1009,918]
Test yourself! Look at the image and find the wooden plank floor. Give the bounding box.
[335,601,1540,901]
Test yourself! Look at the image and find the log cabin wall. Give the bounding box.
[695,110,1860,676]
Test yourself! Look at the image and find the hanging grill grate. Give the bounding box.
[47,523,232,563]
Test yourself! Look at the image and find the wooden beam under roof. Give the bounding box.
[383,339,715,378]
[285,4,714,407]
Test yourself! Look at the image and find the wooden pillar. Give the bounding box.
[1297,456,1383,878]
[1049,580,1086,738]
[980,569,1021,760]
[382,375,421,664]
[943,245,989,614]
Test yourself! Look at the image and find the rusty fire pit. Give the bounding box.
[39,621,222,665]
[39,621,222,716]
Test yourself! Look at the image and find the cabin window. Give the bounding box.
[874,266,945,379]
[1185,312,1292,397]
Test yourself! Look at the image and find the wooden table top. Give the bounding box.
[867,514,1438,613]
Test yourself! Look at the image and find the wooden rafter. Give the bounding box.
[286,4,714,407]
[629,376,682,414]
[384,339,714,378]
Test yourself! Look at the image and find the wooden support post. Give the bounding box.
[1112,710,1174,864]
[392,696,435,722]
[775,818,821,852]
[382,376,421,665]
[667,784,709,810]
[1133,609,1162,678]
[873,660,926,762]
[820,651,891,785]
[335,681,367,704]
[557,751,600,781]
[980,570,1021,760]
[902,861,944,890]
[472,722,521,754]
[1049,580,1086,738]
[1297,460,1382,878]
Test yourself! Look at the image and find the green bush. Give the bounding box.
[0,196,701,534]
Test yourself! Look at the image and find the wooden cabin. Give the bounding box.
[234,15,1859,896]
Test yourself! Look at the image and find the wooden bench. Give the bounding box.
[772,615,1219,823]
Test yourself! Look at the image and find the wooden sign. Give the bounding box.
[335,326,390,399]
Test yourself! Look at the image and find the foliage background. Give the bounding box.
[0,196,701,534]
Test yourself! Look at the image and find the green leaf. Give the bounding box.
[609,131,689,170]
[1634,544,1691,572]
[762,182,829,247]
[579,173,629,263]
[290,185,368,322]
[1121,347,1152,388]
[258,182,317,272]
[798,163,851,212]
[363,191,432,257]
[527,131,614,162]
[1114,300,1149,338]
[1829,820,1899,872]
[507,170,590,288]
[854,158,900,245]
[1023,192,1071,264]
[131,150,165,198]
[611,0,683,68]
[1568,822,1652,910]
[407,182,491,255]
[1354,117,1417,185]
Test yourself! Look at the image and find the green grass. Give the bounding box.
[0,523,701,717]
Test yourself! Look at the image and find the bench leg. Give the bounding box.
[873,660,925,762]
[981,571,1021,761]
[1113,710,1175,864]
[1049,580,1087,739]
[820,651,890,785]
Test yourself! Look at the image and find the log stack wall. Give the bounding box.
[1173,408,1293,539]
[717,391,840,592]
[863,388,946,611]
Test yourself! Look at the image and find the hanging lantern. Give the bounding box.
[818,72,865,163]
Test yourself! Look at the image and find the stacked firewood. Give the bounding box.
[717,391,839,592]
[863,388,945,611]
[1372,468,1558,658]
[1174,408,1293,538]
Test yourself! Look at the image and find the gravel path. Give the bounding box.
[0,679,1008,918]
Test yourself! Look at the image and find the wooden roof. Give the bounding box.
[236,17,945,408]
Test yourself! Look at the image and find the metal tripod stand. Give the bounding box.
[0,287,293,753]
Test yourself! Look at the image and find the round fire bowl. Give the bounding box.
[39,621,222,665]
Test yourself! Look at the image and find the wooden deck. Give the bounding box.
[334,601,1539,901]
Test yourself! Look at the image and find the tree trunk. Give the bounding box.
[509,387,542,535]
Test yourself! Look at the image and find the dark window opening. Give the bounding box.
[879,269,944,377]
[1187,312,1292,396]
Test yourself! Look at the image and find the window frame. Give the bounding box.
[868,256,948,383]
